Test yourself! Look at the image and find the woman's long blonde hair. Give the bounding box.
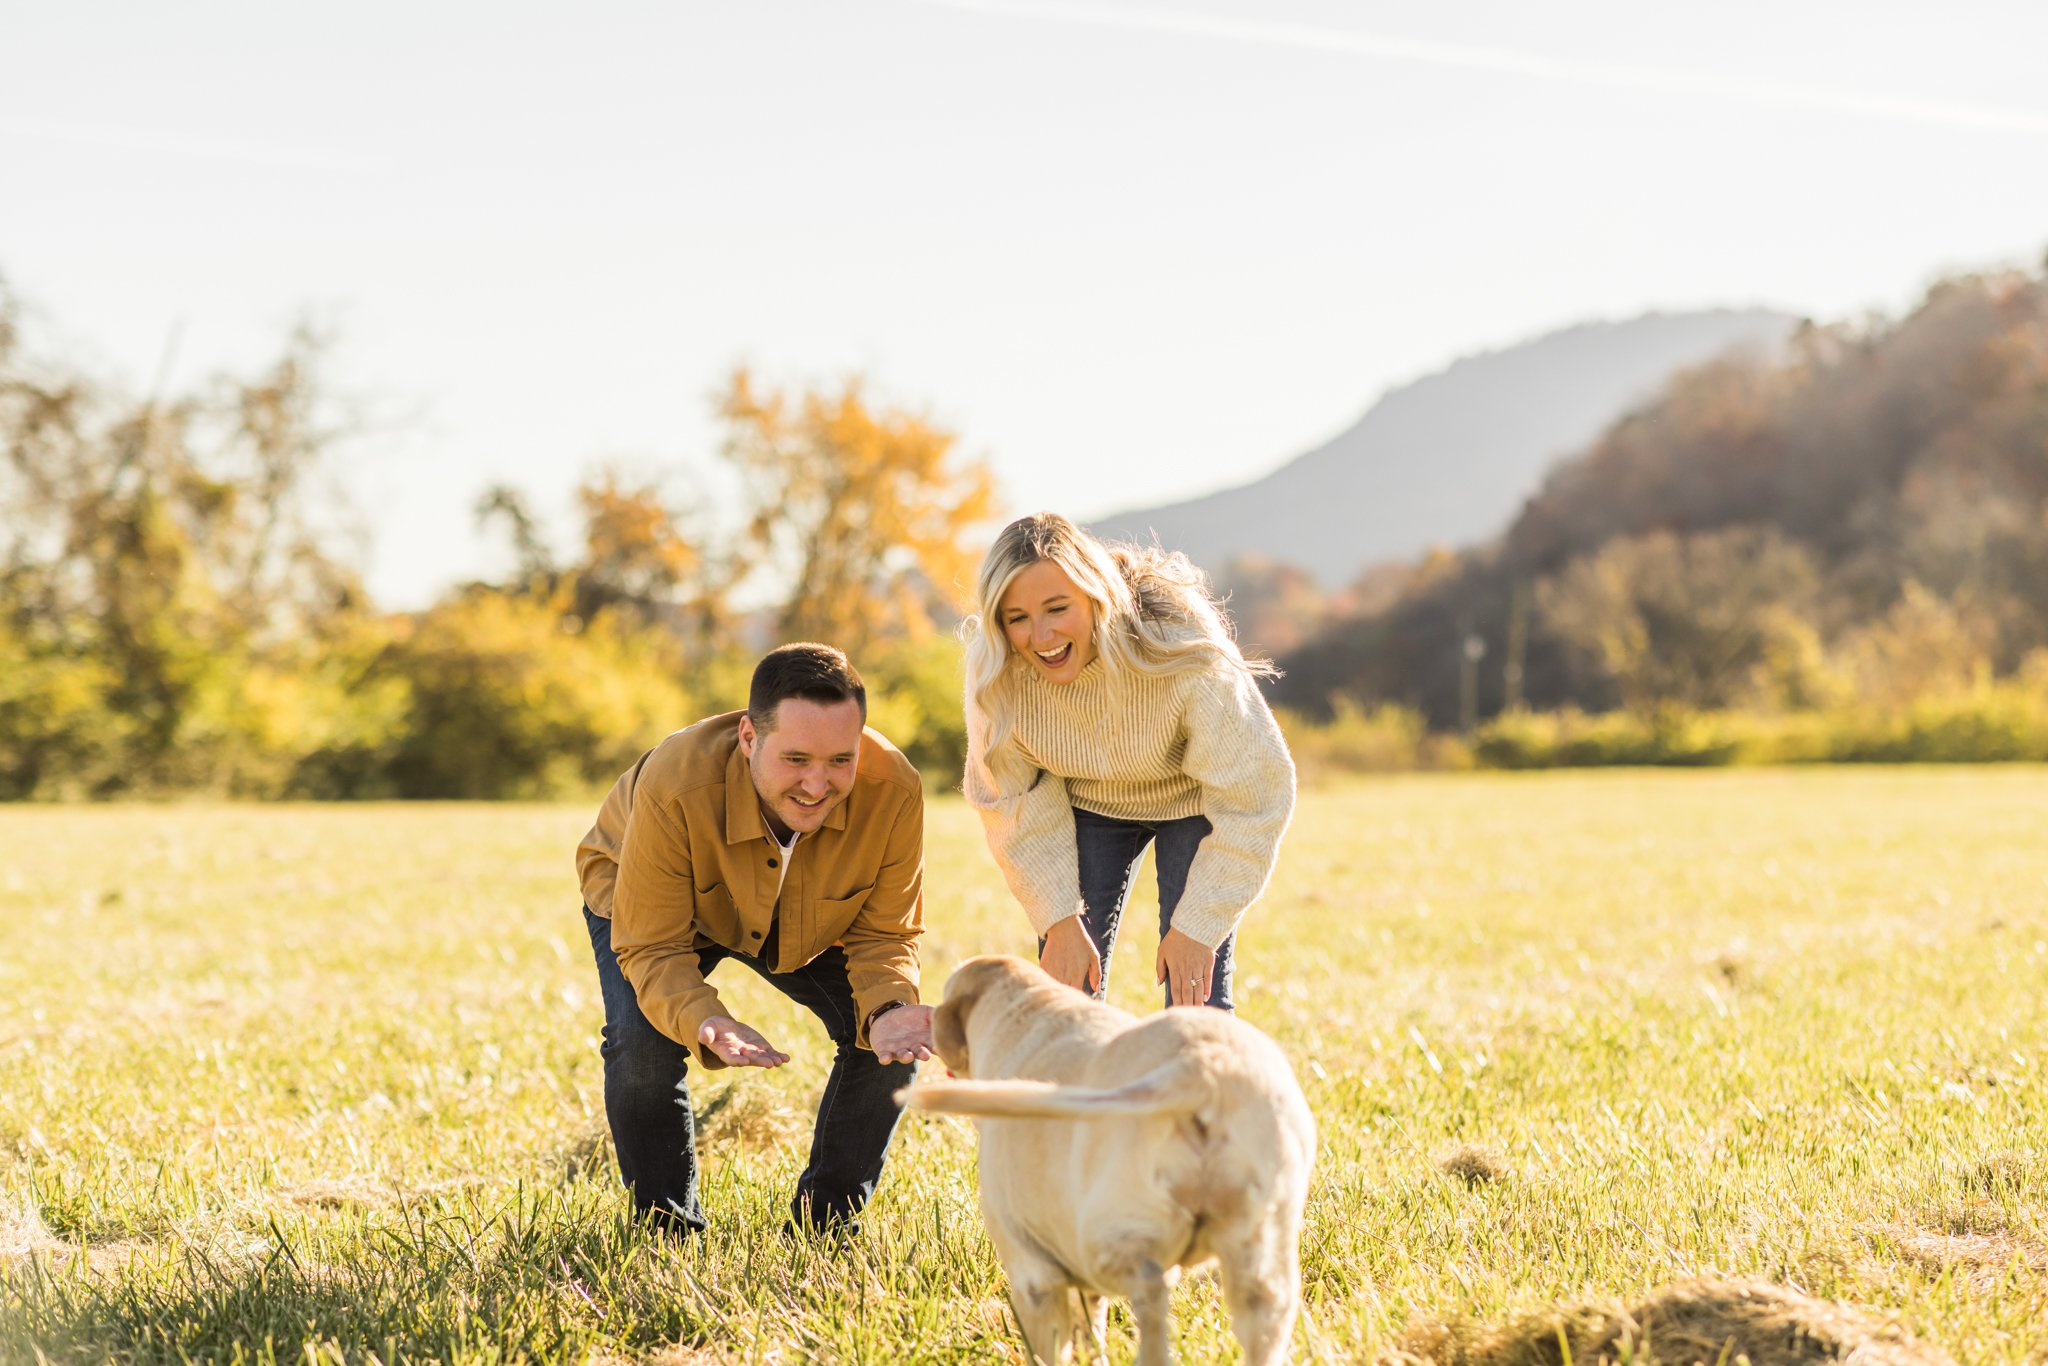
[963,511,1277,790]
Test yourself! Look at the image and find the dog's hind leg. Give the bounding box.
[1079,1291,1109,1362]
[1217,1219,1301,1366]
[1125,1259,1177,1366]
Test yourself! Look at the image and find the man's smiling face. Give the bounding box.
[738,697,865,840]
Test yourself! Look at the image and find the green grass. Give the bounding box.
[3,769,2047,1363]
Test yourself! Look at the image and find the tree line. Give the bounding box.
[1262,258,2048,765]
[0,279,994,798]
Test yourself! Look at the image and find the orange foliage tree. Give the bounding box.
[716,367,999,656]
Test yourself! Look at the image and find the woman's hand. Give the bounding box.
[1039,915,1103,995]
[1156,927,1216,1007]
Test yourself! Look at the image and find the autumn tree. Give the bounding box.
[1535,527,1822,713]
[716,367,999,656]
[573,470,730,644]
[477,470,731,649]
[1,285,376,795]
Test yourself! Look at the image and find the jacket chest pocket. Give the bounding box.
[810,886,874,943]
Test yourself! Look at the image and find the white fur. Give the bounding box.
[899,955,1317,1366]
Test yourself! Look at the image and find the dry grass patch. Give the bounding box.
[0,1194,62,1261]
[693,1080,811,1151]
[1399,1279,1957,1366]
[1887,1228,2048,1294]
[586,1348,759,1366]
[1437,1143,1511,1186]
[1,1198,221,1281]
[280,1174,486,1210]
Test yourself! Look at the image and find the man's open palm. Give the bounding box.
[698,1015,789,1068]
[870,1003,936,1064]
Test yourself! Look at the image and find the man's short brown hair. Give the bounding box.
[748,643,867,732]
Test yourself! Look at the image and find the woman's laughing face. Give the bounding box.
[999,559,1098,684]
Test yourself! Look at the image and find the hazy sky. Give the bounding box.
[8,0,2048,606]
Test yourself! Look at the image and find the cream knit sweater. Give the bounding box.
[963,654,1296,948]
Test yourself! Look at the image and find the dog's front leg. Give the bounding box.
[1010,1278,1079,1366]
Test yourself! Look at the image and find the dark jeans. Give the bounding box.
[1065,806,1236,1011]
[583,906,913,1235]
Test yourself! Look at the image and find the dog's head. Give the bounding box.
[931,954,1044,1078]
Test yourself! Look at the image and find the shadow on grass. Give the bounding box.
[3,1178,1011,1365]
[0,1190,732,1364]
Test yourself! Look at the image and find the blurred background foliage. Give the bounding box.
[0,302,986,798]
[4,260,2048,799]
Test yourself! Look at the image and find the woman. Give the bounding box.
[962,511,1296,1010]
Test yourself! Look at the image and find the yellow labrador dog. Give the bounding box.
[897,955,1316,1366]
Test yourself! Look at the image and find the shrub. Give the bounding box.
[1467,683,2048,770]
[1276,698,1460,779]
[1471,707,1744,768]
[380,592,697,799]
[0,621,132,799]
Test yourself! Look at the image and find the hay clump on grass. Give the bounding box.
[1399,1278,1956,1366]
[1438,1143,1511,1186]
[283,1178,398,1210]
[694,1080,809,1151]
[585,1349,730,1366]
[0,1193,63,1261]
[1889,1227,2048,1293]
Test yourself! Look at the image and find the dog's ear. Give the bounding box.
[933,988,977,1075]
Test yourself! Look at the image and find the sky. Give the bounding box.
[7,0,2048,608]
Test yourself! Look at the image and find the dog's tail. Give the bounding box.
[896,1059,1205,1120]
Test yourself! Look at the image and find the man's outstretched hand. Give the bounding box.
[870,1004,935,1065]
[698,1015,790,1068]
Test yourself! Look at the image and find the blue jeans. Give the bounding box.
[583,906,914,1235]
[1066,807,1235,1011]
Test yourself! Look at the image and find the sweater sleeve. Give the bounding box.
[1169,665,1297,948]
[962,686,1086,937]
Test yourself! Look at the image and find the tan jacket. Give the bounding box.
[578,712,924,1069]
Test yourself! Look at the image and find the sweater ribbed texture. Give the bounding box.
[963,655,1296,948]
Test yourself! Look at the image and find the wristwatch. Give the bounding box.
[864,998,909,1034]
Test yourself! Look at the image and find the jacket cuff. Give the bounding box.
[854,989,919,1051]
[677,992,733,1072]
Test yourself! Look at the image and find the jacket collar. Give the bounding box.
[722,731,852,844]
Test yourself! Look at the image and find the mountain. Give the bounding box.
[1271,263,2048,725]
[1089,309,1799,588]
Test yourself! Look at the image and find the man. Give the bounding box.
[576,643,936,1236]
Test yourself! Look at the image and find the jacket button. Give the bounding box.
[766,857,778,868]
[750,930,762,939]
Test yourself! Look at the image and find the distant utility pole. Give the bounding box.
[1504,583,1529,712]
[1460,631,1486,733]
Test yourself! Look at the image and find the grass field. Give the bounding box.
[3,769,2047,1364]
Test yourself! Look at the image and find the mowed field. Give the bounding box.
[3,769,2047,1365]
